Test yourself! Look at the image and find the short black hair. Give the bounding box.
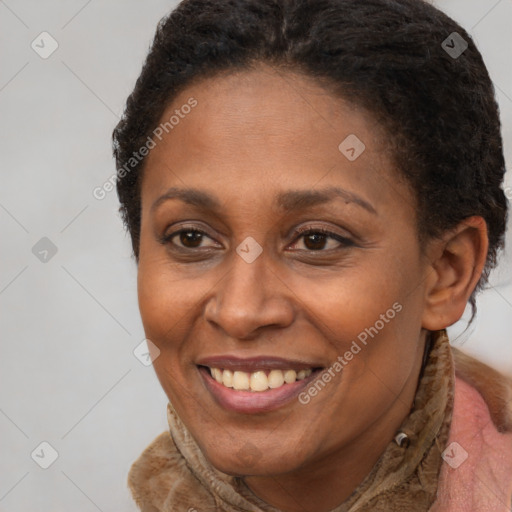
[113,0,508,309]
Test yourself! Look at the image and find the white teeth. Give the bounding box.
[212,368,223,384]
[222,369,234,388]
[250,371,268,391]
[284,370,297,383]
[209,367,314,392]
[268,369,285,388]
[233,371,250,390]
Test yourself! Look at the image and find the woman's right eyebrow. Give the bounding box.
[150,187,220,214]
[150,186,377,216]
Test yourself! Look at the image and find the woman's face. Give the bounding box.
[137,66,431,478]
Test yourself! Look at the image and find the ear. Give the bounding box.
[421,216,488,331]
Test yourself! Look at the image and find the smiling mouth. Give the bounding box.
[197,363,325,413]
[203,366,316,392]
[196,356,326,413]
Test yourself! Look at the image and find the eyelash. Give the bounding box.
[160,225,354,252]
[291,226,354,250]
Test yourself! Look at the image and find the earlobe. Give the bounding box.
[421,216,488,331]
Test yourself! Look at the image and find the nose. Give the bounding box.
[204,249,294,340]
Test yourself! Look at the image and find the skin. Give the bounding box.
[136,64,488,512]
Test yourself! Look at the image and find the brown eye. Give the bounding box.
[290,227,354,252]
[161,228,218,250]
[178,230,204,248]
[303,232,329,251]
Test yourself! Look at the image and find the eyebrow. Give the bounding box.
[150,186,377,215]
[276,186,377,215]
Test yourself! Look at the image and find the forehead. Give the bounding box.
[140,65,412,218]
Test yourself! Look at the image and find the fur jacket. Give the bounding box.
[128,331,512,511]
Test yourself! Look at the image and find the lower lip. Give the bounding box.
[198,366,321,414]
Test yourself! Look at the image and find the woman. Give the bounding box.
[112,0,512,510]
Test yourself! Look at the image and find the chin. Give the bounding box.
[201,440,305,477]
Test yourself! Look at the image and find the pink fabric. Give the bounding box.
[431,377,512,511]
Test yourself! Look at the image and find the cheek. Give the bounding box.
[137,263,173,339]
[136,251,201,339]
[299,264,406,341]
[136,261,194,405]
[136,264,192,379]
[299,250,425,390]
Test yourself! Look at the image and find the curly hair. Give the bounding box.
[112,0,508,311]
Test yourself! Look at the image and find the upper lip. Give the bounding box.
[196,355,323,372]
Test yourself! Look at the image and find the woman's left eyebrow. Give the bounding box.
[276,187,377,215]
[150,186,377,215]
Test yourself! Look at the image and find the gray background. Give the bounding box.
[0,0,510,510]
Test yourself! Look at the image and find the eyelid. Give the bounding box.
[292,225,356,249]
[290,224,354,243]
